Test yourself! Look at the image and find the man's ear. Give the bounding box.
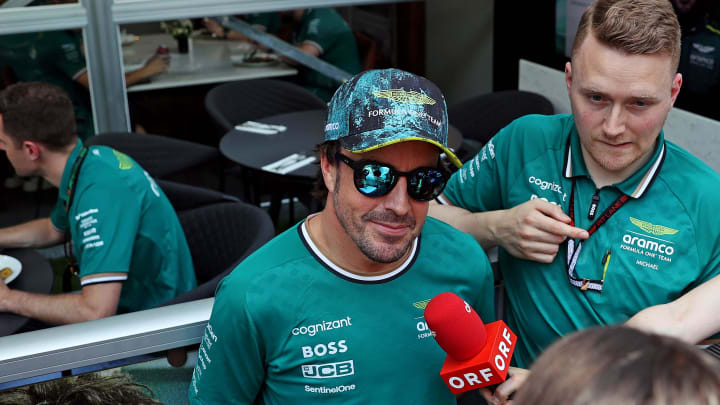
[320,150,337,194]
[22,141,42,161]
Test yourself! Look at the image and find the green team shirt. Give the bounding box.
[188,217,494,405]
[245,13,283,34]
[0,31,94,140]
[50,141,196,313]
[292,8,362,102]
[444,114,720,368]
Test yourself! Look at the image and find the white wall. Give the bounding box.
[425,0,494,106]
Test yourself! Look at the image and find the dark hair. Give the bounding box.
[0,373,163,405]
[0,82,77,150]
[514,326,720,405]
[572,0,681,73]
[312,140,342,201]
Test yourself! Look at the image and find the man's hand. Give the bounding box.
[479,367,529,405]
[203,18,225,38]
[494,199,588,263]
[142,55,170,76]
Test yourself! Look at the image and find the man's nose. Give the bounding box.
[382,176,411,216]
[603,104,626,138]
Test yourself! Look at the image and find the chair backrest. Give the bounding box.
[157,179,237,212]
[448,90,554,147]
[178,201,274,285]
[204,79,327,134]
[85,132,220,179]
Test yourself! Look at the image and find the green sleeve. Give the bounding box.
[71,183,139,277]
[297,12,347,55]
[189,278,266,405]
[38,30,86,80]
[443,127,510,212]
[245,13,282,33]
[472,240,496,323]
[49,197,68,232]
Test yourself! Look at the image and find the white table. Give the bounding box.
[123,33,297,93]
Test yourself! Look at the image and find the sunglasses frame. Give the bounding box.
[334,152,448,201]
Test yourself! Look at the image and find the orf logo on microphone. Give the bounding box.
[440,320,517,394]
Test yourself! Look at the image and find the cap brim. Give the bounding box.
[340,134,463,169]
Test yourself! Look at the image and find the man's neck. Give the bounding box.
[307,210,411,276]
[580,143,655,189]
[43,140,77,188]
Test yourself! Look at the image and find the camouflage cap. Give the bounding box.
[324,68,462,168]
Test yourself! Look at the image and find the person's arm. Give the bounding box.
[626,274,720,343]
[0,218,64,249]
[74,56,169,89]
[0,277,121,324]
[429,197,588,264]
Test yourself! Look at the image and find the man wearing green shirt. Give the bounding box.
[431,1,720,402]
[290,8,362,101]
[189,69,494,404]
[0,82,196,324]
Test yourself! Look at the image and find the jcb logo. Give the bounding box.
[301,360,355,379]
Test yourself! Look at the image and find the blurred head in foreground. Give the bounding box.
[514,326,720,405]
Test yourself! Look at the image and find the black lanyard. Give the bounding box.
[565,179,630,292]
[62,147,88,288]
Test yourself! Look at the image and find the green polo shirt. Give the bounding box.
[50,141,196,313]
[0,31,94,140]
[444,114,720,368]
[189,217,495,404]
[292,8,361,102]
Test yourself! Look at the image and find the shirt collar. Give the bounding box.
[58,139,84,202]
[563,127,666,199]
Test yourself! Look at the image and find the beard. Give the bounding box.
[332,172,417,264]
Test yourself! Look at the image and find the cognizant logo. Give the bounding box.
[292,317,352,337]
[622,234,674,255]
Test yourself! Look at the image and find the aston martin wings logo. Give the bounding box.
[113,150,134,170]
[372,89,436,105]
[630,217,679,236]
[412,299,431,310]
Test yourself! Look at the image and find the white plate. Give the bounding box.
[0,255,21,284]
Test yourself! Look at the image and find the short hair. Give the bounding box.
[312,140,342,201]
[571,0,681,73]
[0,82,77,150]
[513,326,720,405]
[0,373,163,405]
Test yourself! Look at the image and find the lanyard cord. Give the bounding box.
[565,179,630,291]
[63,147,89,267]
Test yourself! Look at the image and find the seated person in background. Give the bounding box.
[0,82,196,325]
[430,0,720,400]
[0,25,168,140]
[288,8,362,102]
[188,69,495,404]
[674,1,720,120]
[202,12,284,41]
[626,273,720,343]
[512,326,720,405]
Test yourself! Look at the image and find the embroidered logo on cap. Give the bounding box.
[372,89,436,105]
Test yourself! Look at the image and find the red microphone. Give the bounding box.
[425,292,517,395]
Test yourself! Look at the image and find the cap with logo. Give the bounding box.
[324,68,462,168]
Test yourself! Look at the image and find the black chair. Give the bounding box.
[85,132,222,187]
[448,90,554,163]
[205,79,327,223]
[161,198,275,306]
[205,79,327,136]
